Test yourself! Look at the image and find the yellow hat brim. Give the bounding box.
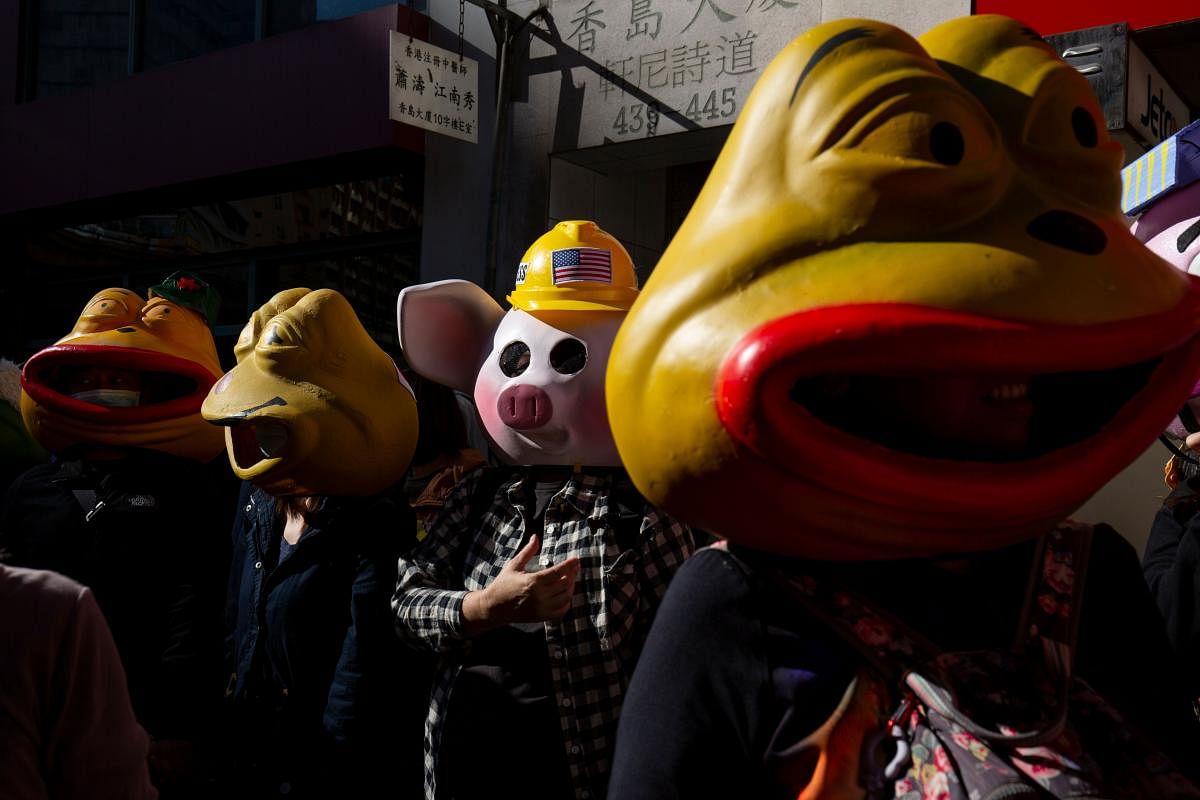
[507,287,639,314]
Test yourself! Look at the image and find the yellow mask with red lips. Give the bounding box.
[201,288,418,497]
[606,15,1200,559]
[20,286,224,462]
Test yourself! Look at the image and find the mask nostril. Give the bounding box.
[1026,211,1107,255]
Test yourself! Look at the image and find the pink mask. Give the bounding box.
[398,280,625,467]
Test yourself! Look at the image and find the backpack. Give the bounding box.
[756,521,1200,799]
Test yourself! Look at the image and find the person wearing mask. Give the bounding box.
[393,222,694,800]
[202,288,425,799]
[1,273,232,796]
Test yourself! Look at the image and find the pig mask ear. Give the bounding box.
[398,280,506,393]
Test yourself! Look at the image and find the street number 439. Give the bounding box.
[613,102,661,136]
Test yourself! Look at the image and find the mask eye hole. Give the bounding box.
[929,122,964,165]
[263,326,285,346]
[1178,220,1200,255]
[500,341,531,377]
[1071,107,1098,148]
[549,338,588,375]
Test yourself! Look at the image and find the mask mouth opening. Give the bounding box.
[228,419,290,471]
[21,344,217,423]
[46,368,197,407]
[789,358,1160,463]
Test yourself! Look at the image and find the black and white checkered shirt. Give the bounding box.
[392,466,694,800]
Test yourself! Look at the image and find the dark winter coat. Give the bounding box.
[0,450,233,741]
[223,482,426,798]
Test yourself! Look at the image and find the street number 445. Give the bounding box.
[685,87,737,122]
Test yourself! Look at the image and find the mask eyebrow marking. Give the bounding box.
[790,26,873,106]
[213,396,289,424]
[1178,219,1200,254]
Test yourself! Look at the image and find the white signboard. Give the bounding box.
[542,0,821,148]
[1127,39,1188,146]
[389,32,479,143]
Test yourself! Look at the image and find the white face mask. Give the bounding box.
[474,309,624,467]
[72,388,141,408]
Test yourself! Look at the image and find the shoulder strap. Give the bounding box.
[1013,520,1093,674]
[756,524,1094,748]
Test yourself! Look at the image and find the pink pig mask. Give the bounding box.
[398,280,626,466]
[1133,182,1200,439]
[1132,181,1200,277]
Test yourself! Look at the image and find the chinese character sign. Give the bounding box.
[548,0,820,147]
[389,32,480,144]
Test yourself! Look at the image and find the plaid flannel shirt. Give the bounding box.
[392,466,694,800]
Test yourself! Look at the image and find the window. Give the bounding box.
[142,0,254,71]
[7,171,423,360]
[19,0,401,102]
[33,0,130,98]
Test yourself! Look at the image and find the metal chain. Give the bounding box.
[458,0,465,61]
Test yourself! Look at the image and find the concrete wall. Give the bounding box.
[1074,444,1172,555]
[547,159,667,282]
[418,3,499,286]
[418,0,972,294]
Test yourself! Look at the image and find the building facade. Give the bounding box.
[4,0,1195,550]
[0,0,973,362]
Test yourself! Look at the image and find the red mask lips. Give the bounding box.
[21,344,218,424]
[715,299,1200,520]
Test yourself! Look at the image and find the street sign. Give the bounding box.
[1047,23,1193,157]
[388,32,479,144]
[1127,38,1189,146]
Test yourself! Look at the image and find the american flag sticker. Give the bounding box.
[551,247,612,284]
[515,262,528,285]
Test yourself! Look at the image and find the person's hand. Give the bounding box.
[148,738,195,788]
[1186,431,1200,452]
[463,535,580,632]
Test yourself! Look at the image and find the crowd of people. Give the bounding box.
[5,13,1200,800]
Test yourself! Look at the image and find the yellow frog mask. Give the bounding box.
[20,282,224,462]
[202,288,418,497]
[606,16,1200,559]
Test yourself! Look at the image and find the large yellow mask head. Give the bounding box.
[20,274,225,462]
[606,15,1200,559]
[201,288,418,497]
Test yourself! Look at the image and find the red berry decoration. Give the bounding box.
[177,276,200,292]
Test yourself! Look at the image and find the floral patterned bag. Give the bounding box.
[768,521,1200,799]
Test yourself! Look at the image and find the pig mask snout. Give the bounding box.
[497,384,554,429]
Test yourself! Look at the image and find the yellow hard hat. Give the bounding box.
[507,220,639,313]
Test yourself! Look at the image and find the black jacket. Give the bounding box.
[613,528,1200,799]
[0,450,234,740]
[223,483,427,798]
[1144,476,1200,695]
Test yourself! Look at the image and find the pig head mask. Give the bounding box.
[1125,121,1200,443]
[398,221,639,467]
